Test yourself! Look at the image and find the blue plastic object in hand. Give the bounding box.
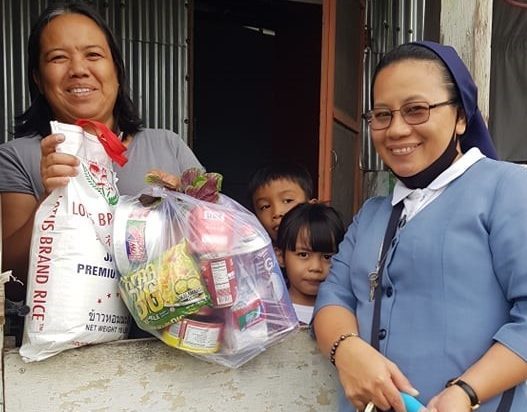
[401,392,426,412]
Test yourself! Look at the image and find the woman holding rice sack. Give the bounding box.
[0,2,202,303]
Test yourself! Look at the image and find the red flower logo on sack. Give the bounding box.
[83,160,119,206]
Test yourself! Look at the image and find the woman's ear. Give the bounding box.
[308,198,318,204]
[455,109,467,135]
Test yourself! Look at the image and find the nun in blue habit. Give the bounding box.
[312,41,527,412]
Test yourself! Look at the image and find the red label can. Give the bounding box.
[200,256,237,308]
[188,206,233,255]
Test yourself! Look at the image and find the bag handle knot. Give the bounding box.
[75,119,128,167]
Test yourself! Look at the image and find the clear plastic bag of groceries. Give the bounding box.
[112,169,299,368]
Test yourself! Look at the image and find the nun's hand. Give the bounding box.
[427,386,472,412]
[334,337,418,412]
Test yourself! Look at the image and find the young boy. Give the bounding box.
[248,162,315,243]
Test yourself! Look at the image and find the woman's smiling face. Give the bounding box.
[371,59,466,177]
[35,13,119,129]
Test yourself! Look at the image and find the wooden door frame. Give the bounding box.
[318,0,337,202]
[319,0,365,212]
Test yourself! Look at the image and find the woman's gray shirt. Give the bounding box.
[0,128,203,198]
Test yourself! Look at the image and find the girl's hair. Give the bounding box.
[276,203,345,254]
[15,1,142,138]
[371,43,460,110]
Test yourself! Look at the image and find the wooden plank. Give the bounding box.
[318,0,337,202]
[3,330,338,411]
[440,0,493,122]
[0,282,4,412]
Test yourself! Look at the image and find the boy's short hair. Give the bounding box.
[276,203,345,254]
[247,162,314,206]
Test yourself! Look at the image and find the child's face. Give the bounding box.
[252,179,309,242]
[279,231,334,306]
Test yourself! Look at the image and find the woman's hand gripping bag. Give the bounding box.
[20,121,131,362]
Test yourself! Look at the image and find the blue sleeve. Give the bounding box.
[313,202,364,315]
[491,165,527,361]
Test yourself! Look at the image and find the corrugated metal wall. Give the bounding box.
[361,0,426,171]
[0,0,187,143]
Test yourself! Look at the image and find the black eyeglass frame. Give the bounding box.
[362,99,458,130]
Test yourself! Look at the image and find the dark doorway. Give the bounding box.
[192,0,322,208]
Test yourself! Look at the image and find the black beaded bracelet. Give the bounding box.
[445,377,480,410]
[329,332,359,366]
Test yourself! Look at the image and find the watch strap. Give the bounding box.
[446,378,480,410]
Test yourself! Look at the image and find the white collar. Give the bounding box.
[392,147,485,205]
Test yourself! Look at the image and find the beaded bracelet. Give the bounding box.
[329,332,359,366]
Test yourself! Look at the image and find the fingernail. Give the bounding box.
[56,134,65,142]
[409,387,419,396]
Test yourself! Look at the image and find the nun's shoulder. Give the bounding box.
[475,157,527,183]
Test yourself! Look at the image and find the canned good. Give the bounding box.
[230,298,264,331]
[177,318,223,353]
[161,322,182,348]
[113,200,166,274]
[223,298,268,353]
[188,206,233,256]
[200,257,237,308]
[232,221,269,255]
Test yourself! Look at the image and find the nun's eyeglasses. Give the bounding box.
[363,100,456,130]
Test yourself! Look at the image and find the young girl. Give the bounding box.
[275,203,345,325]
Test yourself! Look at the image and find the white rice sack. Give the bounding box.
[20,121,130,362]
